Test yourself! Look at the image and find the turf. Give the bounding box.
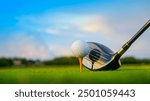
[0,64,150,84]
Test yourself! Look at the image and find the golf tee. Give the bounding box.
[78,57,83,72]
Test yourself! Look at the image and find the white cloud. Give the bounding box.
[76,16,112,34]
[2,12,149,59]
[17,13,113,36]
[43,28,63,35]
[0,33,51,60]
[49,45,72,57]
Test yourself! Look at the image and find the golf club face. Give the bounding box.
[83,42,121,70]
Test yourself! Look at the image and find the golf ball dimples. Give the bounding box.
[71,40,89,57]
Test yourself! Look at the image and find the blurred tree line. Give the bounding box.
[0,57,39,67]
[0,56,150,67]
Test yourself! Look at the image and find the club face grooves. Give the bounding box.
[84,53,121,71]
[83,42,117,71]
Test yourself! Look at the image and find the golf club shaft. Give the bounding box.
[117,19,150,56]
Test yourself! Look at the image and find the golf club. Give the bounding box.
[72,20,150,71]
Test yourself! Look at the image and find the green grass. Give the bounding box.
[0,64,150,84]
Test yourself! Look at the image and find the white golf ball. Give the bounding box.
[71,40,90,57]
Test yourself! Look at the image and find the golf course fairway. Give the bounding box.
[0,64,150,84]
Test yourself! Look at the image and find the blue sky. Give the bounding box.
[0,0,150,60]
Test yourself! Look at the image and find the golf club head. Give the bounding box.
[76,20,150,71]
[83,42,121,71]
